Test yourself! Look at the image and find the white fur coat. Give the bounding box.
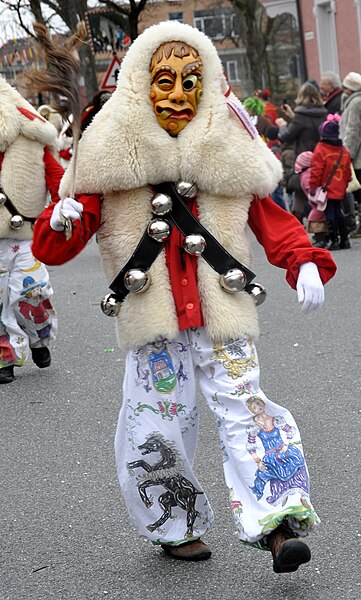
[0,76,58,240]
[60,22,282,350]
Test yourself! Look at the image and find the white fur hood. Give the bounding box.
[60,21,282,199]
[0,76,58,152]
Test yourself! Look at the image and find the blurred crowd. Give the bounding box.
[243,72,361,251]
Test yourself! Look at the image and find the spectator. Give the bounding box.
[244,97,287,210]
[339,71,361,236]
[309,114,352,250]
[306,78,320,93]
[254,88,279,125]
[268,83,327,222]
[320,71,343,115]
[243,96,270,140]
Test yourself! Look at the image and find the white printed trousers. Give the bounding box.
[115,328,319,547]
[0,239,57,368]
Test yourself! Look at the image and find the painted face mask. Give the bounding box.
[149,41,203,136]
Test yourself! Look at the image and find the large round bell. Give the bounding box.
[219,268,247,293]
[0,192,7,206]
[246,283,267,306]
[9,214,24,230]
[184,234,206,256]
[100,293,121,317]
[151,193,173,216]
[147,219,171,242]
[175,181,198,198]
[124,269,151,294]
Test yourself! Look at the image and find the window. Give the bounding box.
[193,8,241,40]
[168,12,183,23]
[314,0,339,74]
[226,60,238,83]
[219,51,246,87]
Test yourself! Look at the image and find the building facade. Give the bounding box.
[87,0,305,98]
[2,1,361,103]
[298,0,361,81]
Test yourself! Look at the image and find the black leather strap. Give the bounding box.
[109,225,168,298]
[109,182,255,300]
[324,147,344,190]
[160,182,255,283]
[2,192,36,224]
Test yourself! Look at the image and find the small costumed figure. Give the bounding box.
[32,22,336,572]
[0,76,64,383]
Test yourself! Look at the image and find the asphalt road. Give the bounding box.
[1,232,361,600]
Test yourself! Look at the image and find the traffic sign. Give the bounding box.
[101,55,121,90]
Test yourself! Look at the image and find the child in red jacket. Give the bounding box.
[309,114,352,250]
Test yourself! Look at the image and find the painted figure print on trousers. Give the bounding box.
[115,328,319,547]
[0,239,57,368]
[246,397,309,505]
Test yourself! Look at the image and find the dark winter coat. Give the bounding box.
[277,105,328,156]
[339,91,361,169]
[323,89,343,115]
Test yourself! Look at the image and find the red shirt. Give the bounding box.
[32,194,336,332]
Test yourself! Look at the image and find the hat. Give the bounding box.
[319,113,341,140]
[306,78,320,91]
[20,276,46,295]
[342,71,361,92]
[254,88,270,100]
[294,151,313,173]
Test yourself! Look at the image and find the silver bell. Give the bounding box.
[175,181,198,198]
[100,293,121,317]
[151,193,173,216]
[124,269,151,294]
[184,234,206,256]
[219,268,247,293]
[0,192,7,206]
[147,219,171,242]
[9,214,24,229]
[246,283,267,306]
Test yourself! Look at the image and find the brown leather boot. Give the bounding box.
[161,539,211,561]
[267,521,311,573]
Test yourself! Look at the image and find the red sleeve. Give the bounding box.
[247,196,337,289]
[32,193,101,265]
[43,147,65,203]
[309,145,325,189]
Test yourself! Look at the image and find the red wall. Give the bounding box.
[299,0,361,81]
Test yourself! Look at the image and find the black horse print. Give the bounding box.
[127,433,203,537]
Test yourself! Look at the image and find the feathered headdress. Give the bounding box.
[26,22,88,198]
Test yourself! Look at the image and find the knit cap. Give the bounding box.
[319,113,341,140]
[294,150,313,173]
[342,71,361,92]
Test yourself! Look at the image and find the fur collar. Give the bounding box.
[0,76,58,152]
[60,21,282,199]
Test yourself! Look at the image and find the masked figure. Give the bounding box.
[32,22,336,572]
[0,77,64,383]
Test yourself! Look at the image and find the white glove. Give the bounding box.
[296,262,324,313]
[50,197,83,232]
